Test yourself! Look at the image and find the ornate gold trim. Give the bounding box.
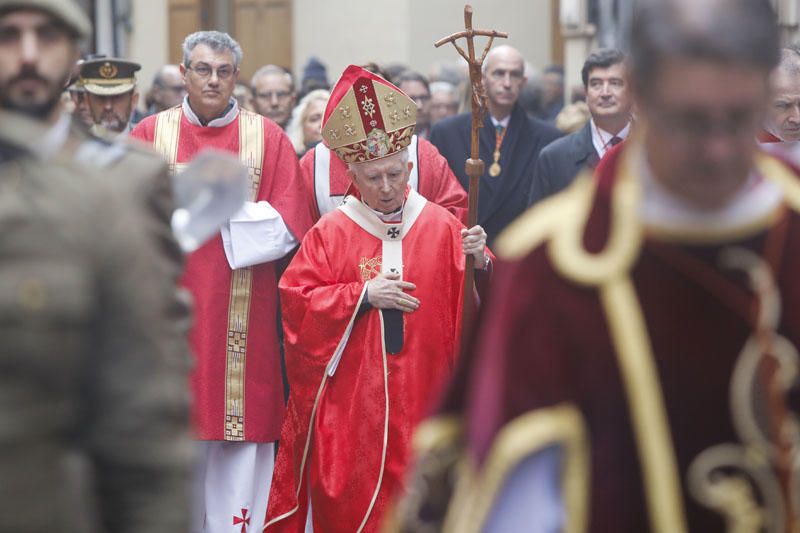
[494,174,590,261]
[758,152,800,213]
[549,147,643,287]
[601,277,688,532]
[411,415,463,454]
[153,106,182,174]
[221,109,265,441]
[443,404,590,533]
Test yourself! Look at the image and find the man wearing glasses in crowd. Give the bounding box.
[250,64,296,130]
[131,30,314,532]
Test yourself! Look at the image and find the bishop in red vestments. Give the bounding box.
[392,1,800,531]
[265,66,491,533]
[131,31,314,532]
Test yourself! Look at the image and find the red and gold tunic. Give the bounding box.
[131,106,314,442]
[401,141,800,532]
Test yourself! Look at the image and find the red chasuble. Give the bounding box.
[300,135,468,224]
[401,142,800,532]
[131,107,314,442]
[265,190,467,532]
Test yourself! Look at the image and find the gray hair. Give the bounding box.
[182,31,243,68]
[250,65,295,92]
[285,89,330,155]
[631,0,779,94]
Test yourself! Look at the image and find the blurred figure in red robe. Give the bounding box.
[393,0,800,532]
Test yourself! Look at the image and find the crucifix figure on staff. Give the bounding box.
[434,5,508,347]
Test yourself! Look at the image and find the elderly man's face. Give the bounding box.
[87,90,137,133]
[586,63,632,124]
[347,151,412,214]
[765,69,800,141]
[252,73,295,127]
[181,44,239,121]
[0,9,77,119]
[639,57,768,208]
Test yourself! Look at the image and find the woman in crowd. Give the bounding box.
[286,89,329,157]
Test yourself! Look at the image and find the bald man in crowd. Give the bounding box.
[430,45,562,244]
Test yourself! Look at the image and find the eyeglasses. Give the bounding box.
[186,64,236,80]
[254,91,292,100]
[648,104,761,141]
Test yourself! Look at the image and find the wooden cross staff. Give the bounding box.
[435,5,507,344]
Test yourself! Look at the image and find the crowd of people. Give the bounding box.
[4,0,800,531]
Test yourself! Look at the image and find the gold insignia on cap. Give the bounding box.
[339,106,351,119]
[99,62,118,79]
[384,92,396,106]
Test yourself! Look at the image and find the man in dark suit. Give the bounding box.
[529,48,634,205]
[429,45,562,244]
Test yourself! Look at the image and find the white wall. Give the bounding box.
[128,0,169,103]
[292,0,552,82]
[126,0,553,99]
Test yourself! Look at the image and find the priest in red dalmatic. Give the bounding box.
[264,65,491,533]
[131,31,314,532]
[392,0,800,532]
[300,66,467,224]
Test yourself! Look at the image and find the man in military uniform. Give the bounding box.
[80,57,141,139]
[0,1,192,532]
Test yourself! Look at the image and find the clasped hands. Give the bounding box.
[366,225,488,312]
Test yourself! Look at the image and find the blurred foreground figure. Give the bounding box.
[0,1,191,532]
[393,0,800,531]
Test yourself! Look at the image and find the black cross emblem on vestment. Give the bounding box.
[387,227,400,239]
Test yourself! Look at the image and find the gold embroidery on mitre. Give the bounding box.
[99,62,118,79]
[384,91,397,107]
[359,256,382,281]
[339,105,352,119]
[361,96,376,118]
